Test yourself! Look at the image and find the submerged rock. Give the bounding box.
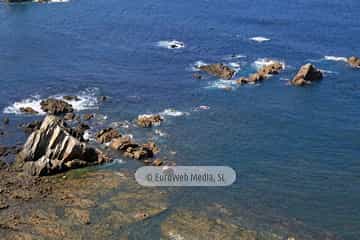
[96,128,121,144]
[291,63,323,86]
[40,98,74,115]
[63,95,80,101]
[137,114,163,128]
[199,63,235,80]
[64,112,76,121]
[83,113,94,121]
[3,117,10,125]
[347,56,360,68]
[16,115,110,176]
[20,107,39,115]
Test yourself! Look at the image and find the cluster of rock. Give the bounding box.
[16,115,110,176]
[347,56,360,68]
[96,128,159,161]
[137,114,163,128]
[291,63,323,86]
[236,61,284,85]
[198,63,235,80]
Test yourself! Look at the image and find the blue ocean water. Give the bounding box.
[1,0,360,239]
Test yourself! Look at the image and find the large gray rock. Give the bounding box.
[16,115,109,176]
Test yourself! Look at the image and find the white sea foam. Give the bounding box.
[168,232,185,240]
[206,80,238,90]
[253,58,285,70]
[3,88,99,115]
[324,56,347,62]
[194,105,210,111]
[228,62,241,71]
[250,36,270,43]
[160,108,189,117]
[223,54,246,60]
[33,0,69,3]
[190,60,208,71]
[157,40,185,49]
[155,129,167,137]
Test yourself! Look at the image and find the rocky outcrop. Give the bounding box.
[96,128,121,144]
[137,114,163,128]
[236,62,283,85]
[199,64,235,80]
[109,137,157,160]
[64,112,76,121]
[347,56,360,68]
[20,107,38,115]
[16,115,110,176]
[291,64,323,86]
[40,99,74,115]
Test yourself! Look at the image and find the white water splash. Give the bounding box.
[157,40,185,49]
[250,36,270,43]
[324,56,347,62]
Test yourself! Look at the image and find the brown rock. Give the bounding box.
[137,114,163,128]
[83,114,94,121]
[347,56,360,68]
[291,63,323,86]
[40,98,73,115]
[248,73,265,83]
[110,137,155,160]
[20,107,38,115]
[199,64,235,80]
[152,159,164,166]
[259,62,284,75]
[96,128,121,144]
[16,115,110,176]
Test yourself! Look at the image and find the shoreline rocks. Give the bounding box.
[137,114,163,128]
[20,107,39,115]
[347,56,360,68]
[16,115,110,176]
[96,128,121,144]
[40,98,74,115]
[198,63,235,80]
[291,63,323,86]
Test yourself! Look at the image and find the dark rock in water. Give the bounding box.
[152,159,164,166]
[347,56,360,68]
[20,107,39,115]
[64,112,76,121]
[258,62,284,75]
[110,137,156,160]
[96,128,121,144]
[291,64,323,86]
[199,64,235,80]
[192,73,203,80]
[16,115,110,176]
[40,98,73,115]
[98,96,107,102]
[3,117,9,125]
[20,120,42,134]
[63,95,80,101]
[83,113,94,121]
[137,114,163,128]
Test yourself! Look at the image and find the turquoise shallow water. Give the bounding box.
[1,0,360,239]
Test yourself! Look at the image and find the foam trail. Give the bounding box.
[250,36,270,43]
[160,109,189,117]
[324,56,347,62]
[157,40,185,49]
